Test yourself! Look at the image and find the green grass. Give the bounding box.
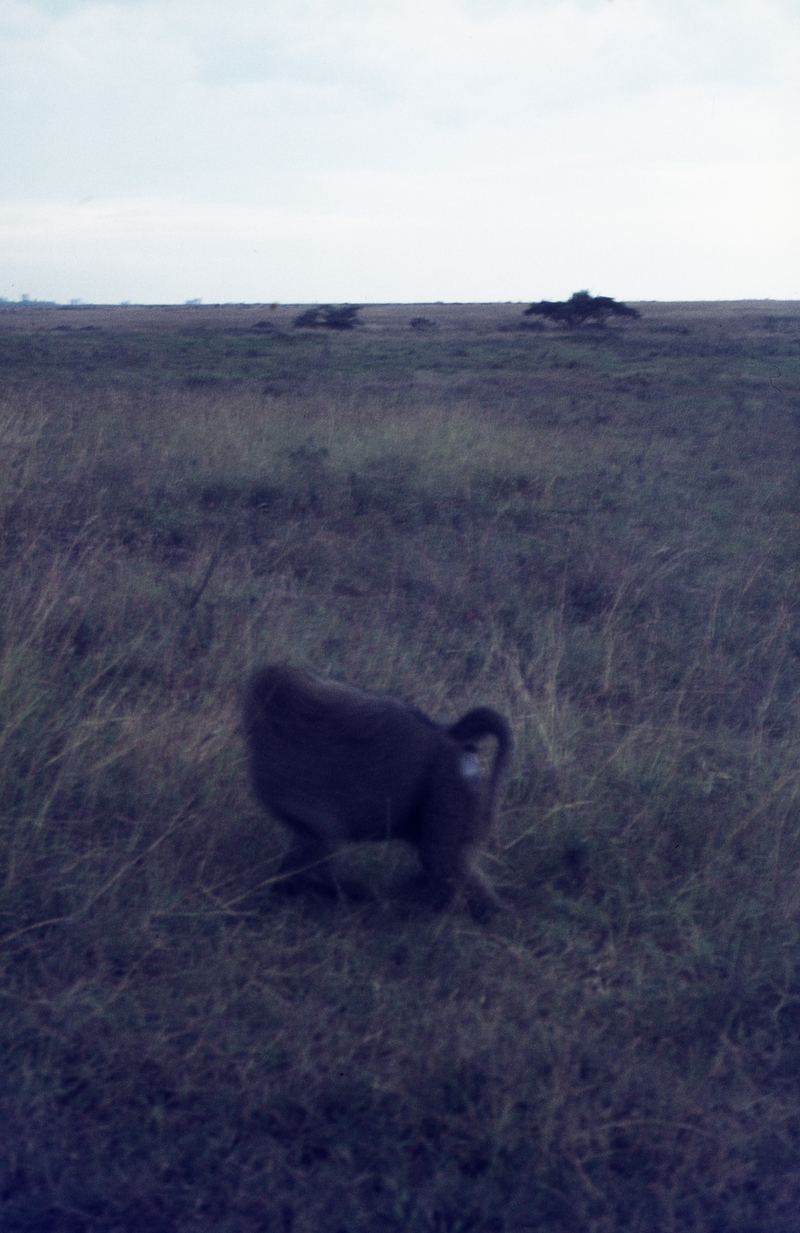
[2,300,800,1231]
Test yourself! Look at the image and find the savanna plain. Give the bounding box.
[2,298,800,1232]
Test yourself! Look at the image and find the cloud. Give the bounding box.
[4,152,797,304]
[1,0,798,299]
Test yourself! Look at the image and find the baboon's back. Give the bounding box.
[243,665,442,840]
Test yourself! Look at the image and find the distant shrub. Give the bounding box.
[293,304,362,330]
[524,290,640,327]
[409,316,439,332]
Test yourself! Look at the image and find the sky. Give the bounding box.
[1,0,798,305]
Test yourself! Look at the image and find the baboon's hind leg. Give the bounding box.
[419,838,502,919]
[461,853,504,920]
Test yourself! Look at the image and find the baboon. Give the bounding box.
[242,665,513,917]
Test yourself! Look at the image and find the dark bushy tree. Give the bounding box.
[524,290,640,327]
[293,304,362,330]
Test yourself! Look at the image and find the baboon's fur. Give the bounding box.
[242,665,513,916]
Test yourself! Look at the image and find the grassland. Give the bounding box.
[1,298,800,1231]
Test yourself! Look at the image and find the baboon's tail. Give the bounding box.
[448,707,513,799]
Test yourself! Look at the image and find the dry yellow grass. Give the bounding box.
[1,300,800,1230]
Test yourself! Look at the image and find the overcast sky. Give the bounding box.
[1,0,798,304]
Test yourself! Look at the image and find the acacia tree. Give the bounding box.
[293,304,362,330]
[523,291,640,327]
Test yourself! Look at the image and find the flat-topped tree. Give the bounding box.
[293,304,362,330]
[524,290,640,327]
